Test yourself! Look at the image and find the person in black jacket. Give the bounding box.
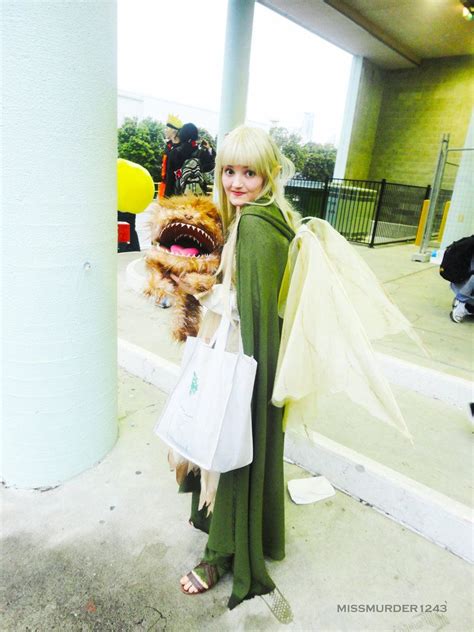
[159,114,183,199]
[441,235,474,323]
[164,122,200,197]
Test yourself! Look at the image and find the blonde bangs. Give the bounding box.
[216,125,301,234]
[216,127,272,177]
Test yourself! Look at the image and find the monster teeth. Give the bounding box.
[164,221,216,251]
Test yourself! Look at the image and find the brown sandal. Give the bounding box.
[180,562,220,595]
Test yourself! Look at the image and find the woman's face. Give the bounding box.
[222,165,264,207]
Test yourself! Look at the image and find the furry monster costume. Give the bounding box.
[144,195,224,342]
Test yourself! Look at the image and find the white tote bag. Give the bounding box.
[154,313,257,472]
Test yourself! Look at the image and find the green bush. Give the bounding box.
[269,126,337,181]
[118,117,166,182]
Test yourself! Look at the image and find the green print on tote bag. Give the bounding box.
[154,314,257,473]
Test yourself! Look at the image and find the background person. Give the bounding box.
[164,122,199,197]
[159,113,183,199]
[450,259,474,322]
[439,235,474,323]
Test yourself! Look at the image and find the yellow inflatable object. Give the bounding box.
[117,158,155,214]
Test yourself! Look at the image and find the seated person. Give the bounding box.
[440,236,474,323]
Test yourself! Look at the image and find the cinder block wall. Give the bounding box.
[345,56,473,187]
[344,59,384,181]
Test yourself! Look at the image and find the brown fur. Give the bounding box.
[144,195,224,342]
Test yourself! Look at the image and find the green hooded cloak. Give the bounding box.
[181,202,295,608]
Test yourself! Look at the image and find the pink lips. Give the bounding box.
[231,191,245,196]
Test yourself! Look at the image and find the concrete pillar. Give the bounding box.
[440,109,474,249]
[1,1,118,487]
[217,0,256,145]
[333,56,362,178]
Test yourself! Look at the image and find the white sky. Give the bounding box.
[118,0,353,145]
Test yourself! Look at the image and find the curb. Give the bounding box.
[375,351,472,412]
[118,336,473,564]
[286,430,473,564]
[118,338,179,394]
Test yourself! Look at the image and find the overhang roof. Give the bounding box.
[259,0,474,68]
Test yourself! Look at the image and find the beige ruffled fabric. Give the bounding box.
[272,219,427,442]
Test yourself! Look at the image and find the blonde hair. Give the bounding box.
[215,126,301,234]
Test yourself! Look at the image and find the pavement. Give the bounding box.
[354,243,473,382]
[2,371,472,631]
[2,228,473,631]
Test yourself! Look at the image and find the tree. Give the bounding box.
[117,117,166,182]
[301,143,337,180]
[269,125,337,181]
[270,126,307,172]
[198,127,216,148]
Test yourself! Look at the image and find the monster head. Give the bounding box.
[149,194,224,274]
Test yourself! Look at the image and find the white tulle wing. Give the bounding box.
[307,219,424,345]
[272,221,413,440]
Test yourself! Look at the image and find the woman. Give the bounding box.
[175,126,300,609]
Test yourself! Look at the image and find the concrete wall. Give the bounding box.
[334,56,362,178]
[345,56,473,187]
[440,108,474,249]
[344,59,384,181]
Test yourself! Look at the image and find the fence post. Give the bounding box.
[321,176,330,220]
[415,185,432,246]
[413,133,450,261]
[369,179,386,247]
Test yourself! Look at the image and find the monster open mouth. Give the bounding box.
[158,222,216,257]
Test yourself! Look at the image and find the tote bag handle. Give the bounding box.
[218,211,241,320]
[209,313,232,352]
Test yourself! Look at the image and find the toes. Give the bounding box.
[179,575,195,593]
[181,580,197,594]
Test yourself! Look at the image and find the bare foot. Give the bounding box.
[180,562,220,595]
[180,570,208,594]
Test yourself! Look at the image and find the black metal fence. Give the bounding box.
[285,177,434,246]
[431,188,452,236]
[372,181,430,246]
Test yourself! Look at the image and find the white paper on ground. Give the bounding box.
[287,476,336,504]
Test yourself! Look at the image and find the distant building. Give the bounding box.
[118,90,267,136]
[300,112,314,143]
